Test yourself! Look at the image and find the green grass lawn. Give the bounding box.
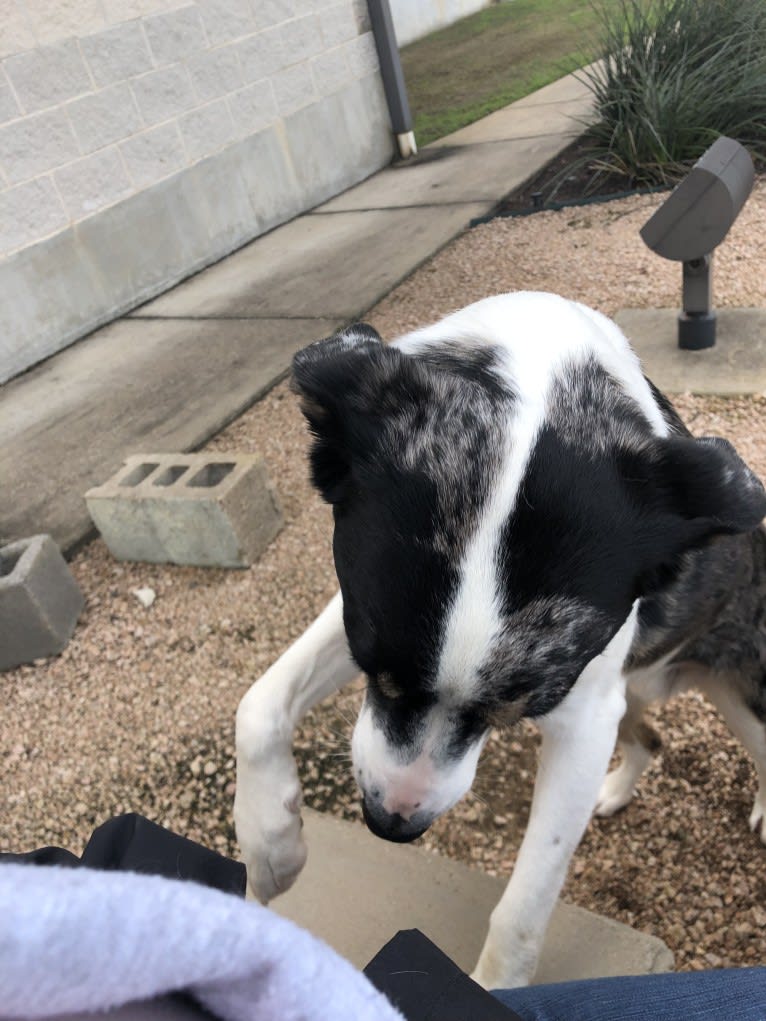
[400,0,617,146]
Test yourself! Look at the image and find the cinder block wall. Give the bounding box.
[0,1,393,384]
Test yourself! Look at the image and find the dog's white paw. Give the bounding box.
[594,767,635,818]
[470,959,532,992]
[749,788,766,845]
[234,780,308,905]
[470,938,536,991]
[247,822,307,905]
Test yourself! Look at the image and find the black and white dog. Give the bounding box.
[235,292,766,988]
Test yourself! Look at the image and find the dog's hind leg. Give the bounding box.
[594,690,662,817]
[234,592,360,903]
[698,672,766,845]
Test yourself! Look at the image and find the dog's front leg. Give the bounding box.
[471,609,637,990]
[471,676,626,989]
[234,592,358,904]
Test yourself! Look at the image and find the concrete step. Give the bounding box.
[616,308,766,394]
[272,809,674,986]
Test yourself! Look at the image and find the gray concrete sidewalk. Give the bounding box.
[0,71,591,553]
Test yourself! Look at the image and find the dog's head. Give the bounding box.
[292,303,766,842]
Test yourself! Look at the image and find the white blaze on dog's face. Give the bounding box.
[292,293,766,843]
[350,696,487,840]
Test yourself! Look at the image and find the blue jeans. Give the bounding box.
[492,968,766,1020]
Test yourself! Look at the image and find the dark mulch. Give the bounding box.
[496,133,766,218]
[497,135,665,217]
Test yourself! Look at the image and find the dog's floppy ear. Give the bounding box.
[655,435,766,535]
[626,434,765,583]
[623,434,764,599]
[292,323,383,424]
[291,324,404,504]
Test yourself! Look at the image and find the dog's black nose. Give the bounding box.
[361,796,430,843]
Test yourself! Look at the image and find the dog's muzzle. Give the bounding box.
[361,795,431,843]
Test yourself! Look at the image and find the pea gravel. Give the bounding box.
[2,182,765,972]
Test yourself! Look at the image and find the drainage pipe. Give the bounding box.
[367,0,417,158]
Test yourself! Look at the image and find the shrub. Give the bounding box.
[579,0,766,186]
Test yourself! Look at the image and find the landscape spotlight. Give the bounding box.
[640,137,754,350]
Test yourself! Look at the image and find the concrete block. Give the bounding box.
[0,6,35,60]
[119,123,186,189]
[311,48,351,98]
[67,83,143,155]
[0,108,80,186]
[80,20,154,88]
[350,0,371,34]
[0,71,21,125]
[232,123,302,232]
[131,65,196,127]
[197,0,255,46]
[281,14,324,63]
[344,33,379,78]
[101,0,143,24]
[86,453,284,567]
[4,41,92,114]
[177,145,257,254]
[319,2,359,48]
[256,0,298,29]
[30,0,106,48]
[278,72,391,205]
[272,64,317,117]
[179,99,236,163]
[235,26,288,82]
[0,177,68,258]
[188,45,243,103]
[54,147,133,218]
[227,81,278,138]
[0,535,84,671]
[143,6,207,67]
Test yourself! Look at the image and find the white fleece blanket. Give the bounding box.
[0,864,403,1021]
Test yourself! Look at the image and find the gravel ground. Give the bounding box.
[2,180,765,971]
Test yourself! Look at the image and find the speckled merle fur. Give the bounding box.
[293,325,517,751]
[620,380,766,718]
[292,317,766,759]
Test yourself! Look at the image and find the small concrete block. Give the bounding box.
[0,535,84,671]
[86,453,284,568]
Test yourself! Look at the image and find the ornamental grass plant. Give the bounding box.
[580,0,766,187]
